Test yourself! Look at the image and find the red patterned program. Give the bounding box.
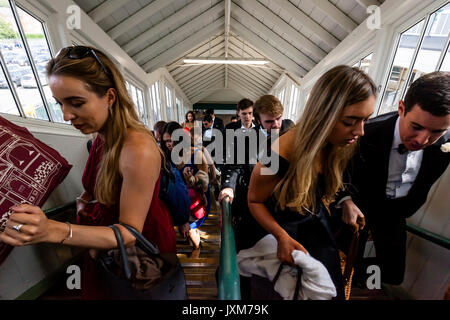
[0,116,72,265]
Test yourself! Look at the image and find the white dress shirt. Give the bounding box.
[386,118,423,199]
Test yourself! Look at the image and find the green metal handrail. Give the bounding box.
[218,198,241,300]
[406,223,450,250]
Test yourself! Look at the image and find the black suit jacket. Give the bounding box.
[340,113,449,284]
[212,116,225,132]
[345,113,449,219]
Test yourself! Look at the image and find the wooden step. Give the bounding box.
[187,287,218,300]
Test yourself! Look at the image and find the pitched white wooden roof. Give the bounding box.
[73,0,384,102]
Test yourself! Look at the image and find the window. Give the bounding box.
[379,2,450,115]
[0,1,60,122]
[277,88,286,107]
[126,80,148,126]
[287,84,299,121]
[164,85,173,121]
[440,44,450,70]
[175,97,182,123]
[150,82,161,122]
[352,53,373,74]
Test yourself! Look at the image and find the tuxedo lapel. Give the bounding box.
[365,115,398,192]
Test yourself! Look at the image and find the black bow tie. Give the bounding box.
[398,144,408,154]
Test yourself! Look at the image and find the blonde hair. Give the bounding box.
[47,47,162,206]
[274,65,377,214]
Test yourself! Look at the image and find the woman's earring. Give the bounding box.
[108,104,113,117]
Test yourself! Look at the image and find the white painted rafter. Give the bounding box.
[134,3,223,64]
[310,0,358,34]
[274,0,340,47]
[231,2,315,71]
[88,0,126,23]
[184,68,225,94]
[123,0,212,53]
[142,19,223,73]
[355,0,380,10]
[170,39,225,77]
[107,0,171,40]
[235,0,327,61]
[180,65,223,88]
[228,68,269,93]
[231,19,305,77]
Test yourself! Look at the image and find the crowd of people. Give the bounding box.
[1,46,448,300]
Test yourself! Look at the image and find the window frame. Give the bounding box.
[376,1,450,115]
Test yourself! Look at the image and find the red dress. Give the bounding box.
[79,136,176,299]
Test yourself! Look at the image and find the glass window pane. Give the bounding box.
[440,45,450,71]
[379,19,425,115]
[0,2,48,120]
[361,53,373,74]
[407,4,450,87]
[17,7,67,123]
[0,60,19,115]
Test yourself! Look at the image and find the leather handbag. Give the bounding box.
[97,223,187,300]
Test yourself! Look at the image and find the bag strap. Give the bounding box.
[119,222,160,256]
[272,263,303,300]
[108,223,162,280]
[109,225,132,280]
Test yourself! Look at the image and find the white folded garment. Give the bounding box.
[237,234,337,300]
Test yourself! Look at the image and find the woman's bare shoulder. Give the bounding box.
[121,130,160,166]
[275,127,296,162]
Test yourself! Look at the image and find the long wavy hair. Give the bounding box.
[47,46,162,206]
[274,65,377,214]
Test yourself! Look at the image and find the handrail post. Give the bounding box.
[218,198,241,300]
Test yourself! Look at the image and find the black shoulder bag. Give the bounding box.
[97,223,187,300]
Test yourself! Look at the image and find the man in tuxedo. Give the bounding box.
[204,108,225,133]
[219,95,295,251]
[225,98,255,131]
[339,71,450,285]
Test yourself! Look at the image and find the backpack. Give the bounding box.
[159,162,190,226]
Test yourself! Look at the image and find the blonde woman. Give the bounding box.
[0,46,176,299]
[247,65,377,300]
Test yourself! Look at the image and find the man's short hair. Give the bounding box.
[237,98,253,111]
[154,120,167,135]
[203,114,213,123]
[253,95,284,121]
[404,71,450,117]
[205,108,215,116]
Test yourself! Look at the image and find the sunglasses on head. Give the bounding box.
[61,46,111,79]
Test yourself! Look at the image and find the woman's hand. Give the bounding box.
[178,222,190,239]
[183,167,195,186]
[276,233,308,266]
[0,204,52,246]
[76,191,93,217]
[342,199,365,233]
[218,188,234,203]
